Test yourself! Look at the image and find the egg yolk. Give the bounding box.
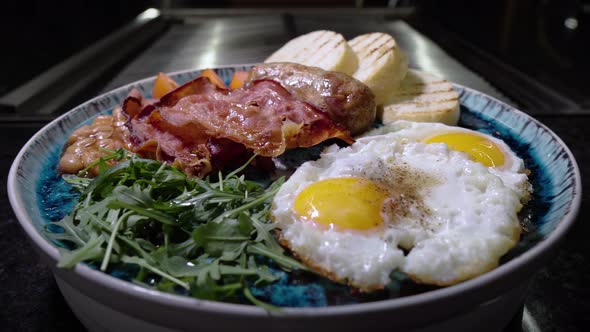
[424,132,505,167]
[294,177,387,230]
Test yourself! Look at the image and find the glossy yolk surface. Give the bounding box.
[294,177,387,230]
[425,132,505,167]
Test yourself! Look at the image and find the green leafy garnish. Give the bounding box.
[76,147,130,177]
[48,149,308,308]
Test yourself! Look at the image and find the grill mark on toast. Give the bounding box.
[381,69,460,123]
[390,97,459,107]
[350,34,376,50]
[394,87,454,96]
[316,36,333,51]
[360,37,389,57]
[399,83,451,93]
[359,37,395,66]
[369,33,386,46]
[297,31,338,66]
[390,105,458,115]
[374,46,395,63]
[310,30,330,44]
[351,33,380,54]
[311,38,333,63]
[366,39,389,57]
[391,91,459,100]
[288,31,333,63]
[309,37,343,66]
[403,81,447,87]
[397,108,456,115]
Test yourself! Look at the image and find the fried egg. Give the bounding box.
[363,121,531,201]
[271,132,528,291]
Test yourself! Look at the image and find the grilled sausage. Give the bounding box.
[247,62,376,135]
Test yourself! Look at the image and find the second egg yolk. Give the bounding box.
[424,132,505,167]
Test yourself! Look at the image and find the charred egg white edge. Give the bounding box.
[271,131,528,290]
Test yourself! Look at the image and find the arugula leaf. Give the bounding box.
[57,233,106,268]
[62,174,92,191]
[112,185,153,206]
[121,255,190,290]
[159,255,204,277]
[243,287,281,312]
[191,278,241,302]
[76,148,129,177]
[48,150,310,309]
[192,219,252,257]
[248,243,311,272]
[249,210,283,252]
[45,214,87,247]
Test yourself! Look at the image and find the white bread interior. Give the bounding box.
[380,69,460,126]
[348,32,408,105]
[264,30,359,75]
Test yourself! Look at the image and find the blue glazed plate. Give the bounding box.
[7,65,582,320]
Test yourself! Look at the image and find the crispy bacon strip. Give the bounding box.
[123,76,353,177]
[123,89,157,118]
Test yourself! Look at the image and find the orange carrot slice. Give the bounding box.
[200,69,228,89]
[229,71,250,89]
[152,72,179,99]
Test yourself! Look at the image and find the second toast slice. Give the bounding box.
[348,32,408,105]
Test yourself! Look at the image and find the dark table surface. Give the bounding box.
[1,13,589,331]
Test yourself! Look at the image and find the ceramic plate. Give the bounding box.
[8,65,581,311]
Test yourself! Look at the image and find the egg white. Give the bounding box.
[272,132,527,290]
[362,120,531,201]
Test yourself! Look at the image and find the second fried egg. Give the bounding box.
[271,133,527,291]
[364,121,531,200]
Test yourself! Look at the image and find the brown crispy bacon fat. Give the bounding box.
[124,76,354,177]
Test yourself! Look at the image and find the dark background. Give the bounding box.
[0,1,154,96]
[1,0,588,112]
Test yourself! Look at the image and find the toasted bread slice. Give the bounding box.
[380,69,460,125]
[348,33,408,105]
[265,30,358,75]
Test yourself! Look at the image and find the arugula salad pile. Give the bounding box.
[47,149,309,308]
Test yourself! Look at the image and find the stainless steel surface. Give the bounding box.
[0,9,166,115]
[104,15,286,89]
[103,12,511,106]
